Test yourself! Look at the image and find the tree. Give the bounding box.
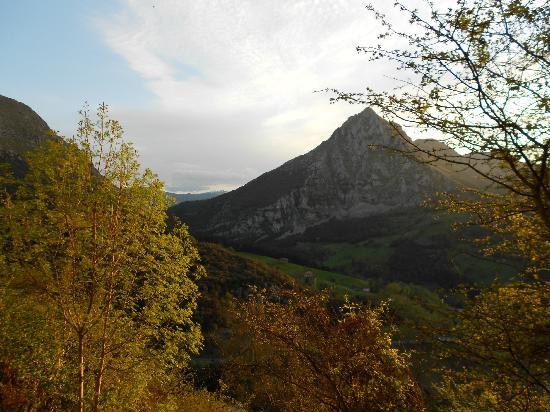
[436,282,550,410]
[329,0,549,274]
[327,1,549,408]
[223,289,425,411]
[0,104,204,411]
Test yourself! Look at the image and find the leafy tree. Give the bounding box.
[0,104,204,411]
[328,1,549,408]
[223,289,425,411]
[436,282,550,410]
[329,0,549,274]
[377,282,450,341]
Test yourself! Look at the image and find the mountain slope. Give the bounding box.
[170,108,473,242]
[0,95,52,177]
[169,108,519,288]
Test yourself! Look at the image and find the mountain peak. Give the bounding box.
[328,107,411,150]
[0,95,54,177]
[348,106,377,121]
[170,108,462,243]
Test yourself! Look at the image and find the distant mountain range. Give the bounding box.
[165,191,226,204]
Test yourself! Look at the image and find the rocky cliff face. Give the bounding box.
[171,108,469,242]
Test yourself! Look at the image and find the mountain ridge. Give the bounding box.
[170,107,475,242]
[166,190,226,204]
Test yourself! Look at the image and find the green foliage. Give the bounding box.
[330,3,550,404]
[377,282,449,341]
[237,251,372,298]
[223,289,426,411]
[138,379,243,412]
[192,242,296,360]
[267,208,519,288]
[330,0,549,275]
[436,282,550,411]
[0,104,204,410]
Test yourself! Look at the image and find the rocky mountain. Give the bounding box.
[0,95,53,177]
[169,108,520,288]
[0,97,512,288]
[170,108,477,243]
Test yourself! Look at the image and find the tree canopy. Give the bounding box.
[0,104,204,411]
[223,289,425,411]
[436,282,550,410]
[328,1,549,409]
[330,0,549,274]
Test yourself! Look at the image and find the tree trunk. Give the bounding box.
[93,284,114,412]
[92,342,106,412]
[533,194,550,233]
[78,333,85,412]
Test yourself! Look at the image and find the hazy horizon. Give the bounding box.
[2,0,439,192]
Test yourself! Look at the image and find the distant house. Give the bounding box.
[362,287,371,293]
[279,257,289,263]
[303,271,315,285]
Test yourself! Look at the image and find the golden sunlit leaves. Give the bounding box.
[436,282,550,410]
[223,289,426,411]
[330,1,549,409]
[0,104,204,410]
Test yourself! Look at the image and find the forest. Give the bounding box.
[0,0,548,410]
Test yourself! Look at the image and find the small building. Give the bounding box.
[303,271,315,285]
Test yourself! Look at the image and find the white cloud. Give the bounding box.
[97,0,417,191]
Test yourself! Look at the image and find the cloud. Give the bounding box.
[97,0,413,191]
[167,167,258,193]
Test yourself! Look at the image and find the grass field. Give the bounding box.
[297,210,519,287]
[322,241,392,271]
[237,251,373,299]
[320,213,458,269]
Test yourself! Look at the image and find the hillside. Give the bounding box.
[0,95,53,177]
[0,97,518,290]
[193,241,297,371]
[236,251,373,299]
[170,108,515,288]
[170,108,473,242]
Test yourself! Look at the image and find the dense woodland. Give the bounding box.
[1,0,549,410]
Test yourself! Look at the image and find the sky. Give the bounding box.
[1,0,423,192]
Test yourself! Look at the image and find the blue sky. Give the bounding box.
[1,0,428,192]
[1,1,152,131]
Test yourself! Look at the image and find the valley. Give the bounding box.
[236,250,373,299]
[1,89,546,410]
[170,108,522,290]
[1,0,548,409]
